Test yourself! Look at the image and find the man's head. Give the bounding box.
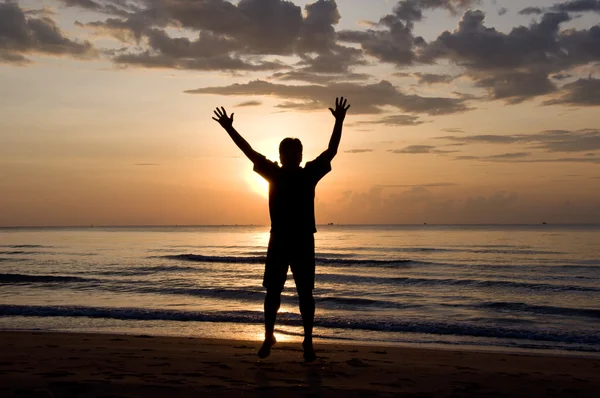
[279,138,303,167]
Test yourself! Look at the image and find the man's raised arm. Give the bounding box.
[212,107,261,163]
[323,97,351,162]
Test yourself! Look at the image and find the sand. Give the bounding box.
[0,331,599,397]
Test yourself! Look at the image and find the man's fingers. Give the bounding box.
[212,117,219,122]
[231,113,234,121]
[345,104,351,111]
[221,106,227,117]
[214,109,221,117]
[335,97,339,107]
[329,108,334,115]
[341,98,347,108]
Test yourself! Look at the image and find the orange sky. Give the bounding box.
[1,0,599,226]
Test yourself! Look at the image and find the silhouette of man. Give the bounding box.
[212,97,350,361]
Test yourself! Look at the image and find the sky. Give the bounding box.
[0,0,599,226]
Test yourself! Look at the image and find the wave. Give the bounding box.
[322,246,563,255]
[156,254,418,267]
[314,273,600,293]
[0,245,51,248]
[475,301,600,319]
[0,273,94,284]
[1,304,599,347]
[0,258,30,263]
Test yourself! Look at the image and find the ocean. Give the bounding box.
[1,225,599,356]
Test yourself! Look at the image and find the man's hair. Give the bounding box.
[279,137,303,155]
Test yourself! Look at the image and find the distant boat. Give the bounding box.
[327,223,335,226]
[542,222,547,225]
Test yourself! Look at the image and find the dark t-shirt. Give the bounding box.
[253,152,331,234]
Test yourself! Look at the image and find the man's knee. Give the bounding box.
[297,288,314,305]
[265,287,284,301]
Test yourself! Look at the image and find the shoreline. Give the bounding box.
[3,321,600,359]
[2,330,599,397]
[4,326,600,360]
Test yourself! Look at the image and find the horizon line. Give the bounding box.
[2,223,600,229]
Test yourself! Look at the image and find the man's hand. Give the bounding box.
[212,107,234,129]
[329,97,350,122]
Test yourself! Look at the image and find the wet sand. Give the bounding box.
[1,331,599,397]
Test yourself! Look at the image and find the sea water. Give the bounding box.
[1,225,599,355]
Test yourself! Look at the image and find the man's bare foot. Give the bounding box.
[302,340,317,362]
[257,335,277,359]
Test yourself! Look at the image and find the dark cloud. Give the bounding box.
[338,0,479,66]
[438,129,600,152]
[110,27,285,71]
[0,2,96,64]
[551,0,600,13]
[235,100,262,107]
[389,145,458,154]
[476,72,557,104]
[378,182,458,188]
[453,152,600,163]
[69,0,365,72]
[551,73,573,80]
[545,77,600,106]
[519,7,543,15]
[60,0,138,16]
[390,145,437,154]
[270,70,370,84]
[442,128,464,133]
[414,8,600,104]
[486,152,531,159]
[352,114,425,126]
[345,149,374,153]
[498,7,508,16]
[413,72,456,84]
[185,80,471,115]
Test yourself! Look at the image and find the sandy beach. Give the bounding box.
[0,331,598,397]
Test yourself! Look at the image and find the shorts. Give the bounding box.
[263,233,316,291]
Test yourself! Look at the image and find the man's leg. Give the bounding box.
[258,287,282,358]
[259,234,287,359]
[293,234,317,361]
[297,286,317,362]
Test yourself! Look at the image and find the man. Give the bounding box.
[212,97,350,361]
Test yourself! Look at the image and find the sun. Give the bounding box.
[245,169,269,198]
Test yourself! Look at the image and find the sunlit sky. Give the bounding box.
[1,0,599,226]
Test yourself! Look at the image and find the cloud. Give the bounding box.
[338,0,479,66]
[519,7,543,15]
[486,152,531,159]
[69,0,365,72]
[420,10,578,103]
[413,72,457,85]
[0,2,96,64]
[345,149,374,154]
[438,129,600,153]
[454,152,531,161]
[378,182,458,188]
[415,8,600,104]
[235,100,262,107]
[551,0,600,13]
[352,114,426,126]
[389,145,458,154]
[185,80,471,115]
[442,128,464,133]
[270,70,370,84]
[544,77,600,106]
[498,7,508,16]
[59,0,138,16]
